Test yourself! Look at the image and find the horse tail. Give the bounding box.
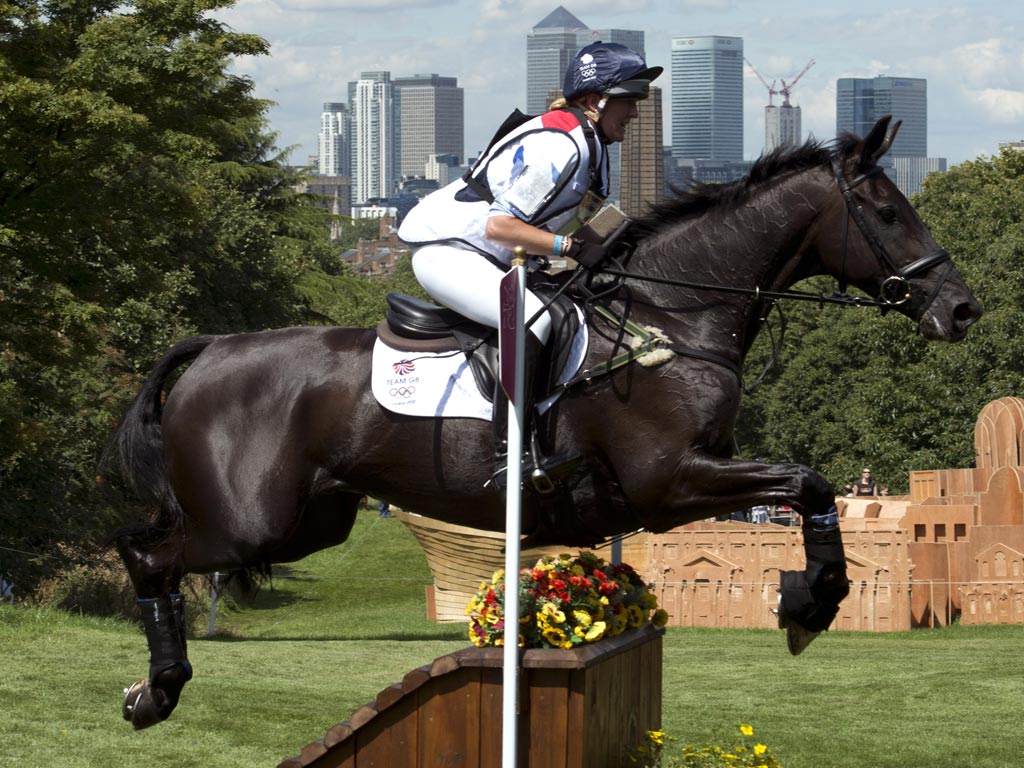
[104,335,219,538]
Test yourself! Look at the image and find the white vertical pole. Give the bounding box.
[499,247,527,768]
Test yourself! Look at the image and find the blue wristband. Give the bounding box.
[553,235,562,256]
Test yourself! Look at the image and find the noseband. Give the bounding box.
[831,155,953,314]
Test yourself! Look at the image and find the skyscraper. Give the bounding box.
[353,71,395,204]
[620,86,663,217]
[393,75,464,179]
[671,36,744,161]
[836,76,941,194]
[765,103,801,153]
[836,76,927,157]
[318,102,351,176]
[526,6,587,115]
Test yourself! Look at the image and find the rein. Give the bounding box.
[599,152,954,312]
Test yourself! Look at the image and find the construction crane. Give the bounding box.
[744,57,778,105]
[745,57,815,107]
[778,59,815,106]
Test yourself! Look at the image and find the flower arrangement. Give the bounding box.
[465,551,669,649]
[629,725,783,768]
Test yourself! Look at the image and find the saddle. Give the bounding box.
[375,284,581,405]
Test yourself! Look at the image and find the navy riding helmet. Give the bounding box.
[563,41,663,101]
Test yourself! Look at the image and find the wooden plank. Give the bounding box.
[565,668,586,768]
[375,683,405,712]
[348,703,378,731]
[524,668,571,768]
[323,722,353,748]
[305,739,355,768]
[299,739,327,764]
[351,694,418,768]
[478,668,504,768]
[418,667,482,768]
[402,665,432,693]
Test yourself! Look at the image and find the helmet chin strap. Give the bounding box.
[594,96,611,143]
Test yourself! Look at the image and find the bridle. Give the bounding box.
[830,154,954,314]
[590,151,956,314]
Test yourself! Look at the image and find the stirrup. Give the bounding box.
[488,450,581,494]
[773,596,821,656]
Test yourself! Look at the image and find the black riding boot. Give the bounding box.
[489,336,580,494]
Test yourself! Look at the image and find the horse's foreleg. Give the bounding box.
[778,505,850,654]
[643,456,850,654]
[115,528,193,730]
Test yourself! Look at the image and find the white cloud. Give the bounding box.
[273,0,451,10]
[972,89,1024,123]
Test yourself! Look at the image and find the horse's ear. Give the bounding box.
[854,115,901,169]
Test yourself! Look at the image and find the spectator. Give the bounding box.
[377,499,392,518]
[750,504,771,524]
[879,485,890,497]
[849,467,878,496]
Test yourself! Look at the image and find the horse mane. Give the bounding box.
[624,132,864,243]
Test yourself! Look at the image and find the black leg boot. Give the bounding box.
[489,335,580,494]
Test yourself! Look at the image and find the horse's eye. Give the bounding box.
[878,205,898,224]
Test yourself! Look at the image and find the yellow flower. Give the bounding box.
[754,743,767,756]
[573,609,593,627]
[646,730,665,745]
[627,604,644,627]
[739,724,754,737]
[584,621,606,641]
[653,609,669,627]
[542,625,567,646]
[541,602,566,624]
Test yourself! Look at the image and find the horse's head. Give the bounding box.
[817,116,982,341]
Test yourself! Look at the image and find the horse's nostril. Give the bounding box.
[954,301,983,327]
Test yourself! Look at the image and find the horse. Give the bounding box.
[107,116,981,729]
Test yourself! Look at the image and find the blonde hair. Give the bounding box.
[548,95,598,123]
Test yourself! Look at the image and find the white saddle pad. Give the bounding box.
[372,315,589,422]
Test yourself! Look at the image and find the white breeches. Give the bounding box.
[412,244,552,343]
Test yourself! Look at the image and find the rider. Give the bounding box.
[398,41,662,490]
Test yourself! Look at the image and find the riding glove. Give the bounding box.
[567,240,609,270]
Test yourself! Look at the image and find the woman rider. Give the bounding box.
[398,41,662,490]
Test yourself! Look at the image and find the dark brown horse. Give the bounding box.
[108,117,981,729]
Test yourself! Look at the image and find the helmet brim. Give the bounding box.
[603,66,663,99]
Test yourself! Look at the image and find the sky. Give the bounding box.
[217,0,1024,169]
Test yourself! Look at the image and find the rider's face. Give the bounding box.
[598,97,640,143]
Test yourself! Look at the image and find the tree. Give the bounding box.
[0,0,336,591]
[737,149,1024,493]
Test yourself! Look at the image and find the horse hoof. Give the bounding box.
[774,598,820,656]
[122,679,168,730]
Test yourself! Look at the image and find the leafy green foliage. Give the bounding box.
[0,0,348,591]
[738,149,1024,492]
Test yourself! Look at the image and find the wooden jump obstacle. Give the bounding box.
[278,624,664,768]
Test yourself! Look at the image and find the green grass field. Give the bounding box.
[1,511,1022,767]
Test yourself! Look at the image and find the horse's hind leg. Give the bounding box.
[114,525,193,730]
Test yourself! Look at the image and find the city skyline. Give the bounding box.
[220,1,1022,169]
